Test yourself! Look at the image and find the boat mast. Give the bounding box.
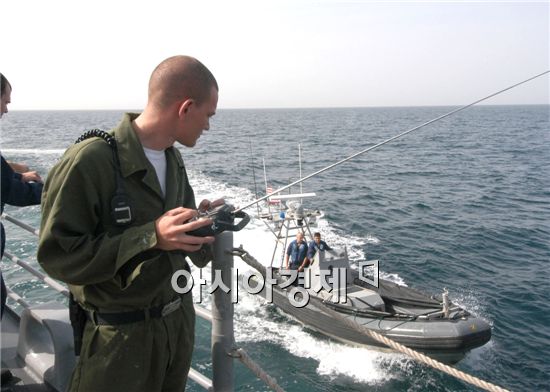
[298,143,303,205]
[262,158,271,216]
[249,139,261,217]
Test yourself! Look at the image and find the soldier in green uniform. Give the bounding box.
[38,55,220,392]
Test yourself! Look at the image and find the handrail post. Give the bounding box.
[211,232,234,391]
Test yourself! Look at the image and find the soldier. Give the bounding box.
[285,231,309,272]
[38,56,220,392]
[307,232,332,262]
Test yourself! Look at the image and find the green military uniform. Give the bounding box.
[38,113,211,392]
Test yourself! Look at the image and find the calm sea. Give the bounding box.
[1,106,549,391]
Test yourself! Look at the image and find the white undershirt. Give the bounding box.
[142,146,167,197]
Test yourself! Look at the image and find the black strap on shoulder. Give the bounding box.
[75,129,133,226]
[75,129,116,148]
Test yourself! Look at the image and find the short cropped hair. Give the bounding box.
[148,56,218,109]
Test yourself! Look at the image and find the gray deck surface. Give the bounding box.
[1,307,51,391]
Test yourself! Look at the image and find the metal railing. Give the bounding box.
[1,213,284,392]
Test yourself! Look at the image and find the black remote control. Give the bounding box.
[188,204,250,237]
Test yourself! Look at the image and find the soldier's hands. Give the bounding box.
[154,207,215,252]
[198,198,225,213]
[21,171,43,183]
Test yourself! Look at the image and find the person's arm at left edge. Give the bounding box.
[17,171,43,183]
[2,157,42,207]
[1,156,14,202]
[8,161,29,173]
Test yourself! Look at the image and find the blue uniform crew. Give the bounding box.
[285,232,309,271]
[307,232,332,261]
[1,73,44,321]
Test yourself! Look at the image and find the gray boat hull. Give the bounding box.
[249,274,491,364]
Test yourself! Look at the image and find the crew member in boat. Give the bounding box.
[37,56,220,392]
[307,232,332,263]
[285,231,309,272]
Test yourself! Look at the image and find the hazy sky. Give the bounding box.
[2,0,549,110]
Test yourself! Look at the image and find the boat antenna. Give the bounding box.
[298,143,303,204]
[235,70,549,213]
[248,139,261,216]
[262,158,272,215]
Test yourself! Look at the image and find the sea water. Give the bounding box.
[1,105,548,391]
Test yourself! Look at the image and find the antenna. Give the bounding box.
[299,143,303,205]
[248,139,261,217]
[235,70,549,213]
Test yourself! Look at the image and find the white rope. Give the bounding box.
[344,316,509,392]
[231,348,286,392]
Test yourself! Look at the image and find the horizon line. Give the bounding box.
[8,103,549,112]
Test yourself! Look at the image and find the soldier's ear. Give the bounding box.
[178,99,194,117]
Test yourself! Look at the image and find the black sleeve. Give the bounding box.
[1,156,13,204]
[1,155,42,208]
